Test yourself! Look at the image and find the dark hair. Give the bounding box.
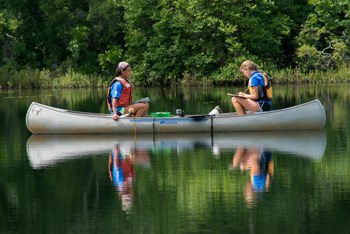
[116,62,130,76]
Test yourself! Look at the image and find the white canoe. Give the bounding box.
[25,99,326,134]
[27,131,326,169]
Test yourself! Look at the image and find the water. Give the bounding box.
[1,84,350,233]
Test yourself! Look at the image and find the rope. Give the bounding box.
[132,114,136,163]
[133,114,137,136]
[128,107,137,139]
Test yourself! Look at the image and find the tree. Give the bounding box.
[296,0,350,71]
[123,0,294,84]
[84,0,125,75]
[0,9,21,66]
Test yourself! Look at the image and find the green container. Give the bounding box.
[151,112,171,117]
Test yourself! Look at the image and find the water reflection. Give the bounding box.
[4,86,349,233]
[109,145,134,212]
[232,147,274,204]
[26,131,326,212]
[108,145,150,212]
[26,131,326,168]
[214,131,326,160]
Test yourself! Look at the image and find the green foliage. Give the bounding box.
[0,0,350,87]
[98,45,124,74]
[213,61,246,86]
[296,0,350,71]
[296,45,320,72]
[85,0,126,74]
[0,9,21,65]
[271,64,350,84]
[121,0,313,83]
[0,66,106,89]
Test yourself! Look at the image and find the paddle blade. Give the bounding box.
[133,97,150,103]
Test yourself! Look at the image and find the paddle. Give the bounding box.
[119,108,135,118]
[188,114,210,119]
[133,97,150,103]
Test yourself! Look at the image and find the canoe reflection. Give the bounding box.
[26,130,326,169]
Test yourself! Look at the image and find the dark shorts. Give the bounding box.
[259,101,271,111]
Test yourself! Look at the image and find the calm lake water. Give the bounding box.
[1,84,350,233]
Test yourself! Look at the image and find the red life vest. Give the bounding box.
[107,77,134,110]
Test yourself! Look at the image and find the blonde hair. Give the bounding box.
[240,60,258,71]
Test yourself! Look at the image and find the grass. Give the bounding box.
[1,64,349,90]
[0,67,107,90]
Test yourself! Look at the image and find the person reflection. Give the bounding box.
[108,144,136,213]
[108,144,150,212]
[232,147,274,204]
[109,145,134,212]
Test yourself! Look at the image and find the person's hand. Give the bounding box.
[112,114,119,121]
[238,92,246,97]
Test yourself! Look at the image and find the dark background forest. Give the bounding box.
[0,0,349,87]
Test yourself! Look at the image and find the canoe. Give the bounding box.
[25,99,326,134]
[27,131,326,169]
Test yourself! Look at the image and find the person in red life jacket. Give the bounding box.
[231,60,272,115]
[107,62,149,121]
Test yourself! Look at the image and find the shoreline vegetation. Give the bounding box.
[0,64,349,90]
[1,1,349,90]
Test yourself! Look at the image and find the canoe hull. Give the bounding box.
[26,100,326,134]
[214,100,326,132]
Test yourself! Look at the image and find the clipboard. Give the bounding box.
[227,93,247,98]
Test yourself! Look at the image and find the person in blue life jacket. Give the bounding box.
[107,62,149,121]
[231,147,274,204]
[231,60,272,115]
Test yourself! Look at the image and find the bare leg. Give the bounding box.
[232,147,245,168]
[231,97,260,115]
[231,97,246,115]
[125,103,149,117]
